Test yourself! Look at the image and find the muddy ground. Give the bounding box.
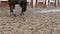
[0,7,60,34]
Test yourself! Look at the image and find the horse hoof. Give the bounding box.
[20,13,22,16]
[20,13,24,16]
[13,14,16,17]
[22,12,24,15]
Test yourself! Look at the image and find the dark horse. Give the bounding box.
[8,0,27,17]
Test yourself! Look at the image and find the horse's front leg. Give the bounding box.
[9,5,16,17]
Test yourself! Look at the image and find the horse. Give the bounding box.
[8,0,27,17]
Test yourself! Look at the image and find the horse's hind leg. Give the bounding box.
[9,5,16,17]
[13,5,15,9]
[20,5,27,15]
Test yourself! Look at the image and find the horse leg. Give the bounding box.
[20,5,27,15]
[9,5,16,17]
[13,5,15,9]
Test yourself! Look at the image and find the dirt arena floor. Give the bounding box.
[0,7,60,34]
